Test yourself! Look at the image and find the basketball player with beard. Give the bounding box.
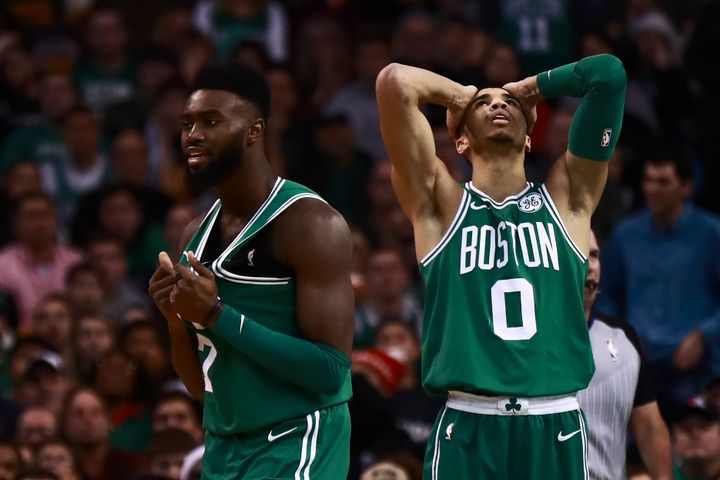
[148,61,354,480]
[376,55,626,478]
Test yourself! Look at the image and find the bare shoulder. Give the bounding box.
[272,198,352,268]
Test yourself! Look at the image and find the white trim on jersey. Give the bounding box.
[419,190,471,267]
[578,409,589,480]
[213,191,325,285]
[465,181,532,207]
[294,411,320,480]
[190,199,221,267]
[431,406,448,480]
[539,185,587,262]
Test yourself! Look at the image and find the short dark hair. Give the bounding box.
[11,192,54,219]
[645,149,693,181]
[190,60,271,121]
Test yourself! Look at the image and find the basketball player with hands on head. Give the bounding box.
[148,61,354,480]
[376,53,626,479]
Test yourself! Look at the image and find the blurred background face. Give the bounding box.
[5,163,42,201]
[94,351,137,400]
[267,68,298,117]
[66,270,104,306]
[36,442,76,480]
[75,316,113,361]
[87,241,127,290]
[149,451,184,480]
[14,198,57,249]
[375,322,420,365]
[163,205,195,256]
[64,390,109,446]
[17,408,57,452]
[62,112,99,162]
[123,324,167,377]
[0,444,20,480]
[365,251,409,302]
[111,130,150,185]
[3,47,34,89]
[86,10,127,59]
[673,417,720,464]
[642,163,691,217]
[367,163,396,210]
[33,300,72,351]
[483,44,520,86]
[355,41,391,86]
[153,399,199,437]
[98,191,141,242]
[38,74,77,121]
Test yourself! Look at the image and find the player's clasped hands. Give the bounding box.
[149,251,220,327]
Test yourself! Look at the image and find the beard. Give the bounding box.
[185,141,244,192]
[487,129,517,145]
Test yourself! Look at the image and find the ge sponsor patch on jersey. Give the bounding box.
[601,128,613,147]
[518,192,543,213]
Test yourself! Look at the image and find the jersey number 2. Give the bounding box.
[491,278,537,340]
[196,334,217,392]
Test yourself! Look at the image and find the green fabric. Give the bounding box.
[202,403,350,480]
[108,408,152,454]
[72,61,136,115]
[0,123,64,174]
[127,223,166,278]
[424,406,588,479]
[212,11,268,59]
[181,178,352,435]
[213,305,350,395]
[536,54,627,161]
[419,183,594,397]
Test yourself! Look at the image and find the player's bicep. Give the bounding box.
[280,202,354,356]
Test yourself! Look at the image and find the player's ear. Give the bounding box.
[455,134,470,155]
[247,119,265,146]
[524,134,532,153]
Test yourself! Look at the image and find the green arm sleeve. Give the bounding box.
[211,304,350,395]
[536,54,627,161]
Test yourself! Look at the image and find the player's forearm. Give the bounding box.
[376,63,469,109]
[537,54,627,161]
[211,304,350,395]
[631,406,673,480]
[167,317,205,401]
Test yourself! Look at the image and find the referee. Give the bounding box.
[577,230,673,479]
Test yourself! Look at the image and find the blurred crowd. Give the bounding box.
[0,0,719,479]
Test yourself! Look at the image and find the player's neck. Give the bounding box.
[469,151,527,202]
[217,153,277,220]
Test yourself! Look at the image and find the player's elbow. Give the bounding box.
[590,54,627,94]
[376,63,413,103]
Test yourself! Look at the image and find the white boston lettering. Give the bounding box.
[459,221,560,274]
[460,226,478,274]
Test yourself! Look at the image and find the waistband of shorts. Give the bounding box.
[446,391,579,416]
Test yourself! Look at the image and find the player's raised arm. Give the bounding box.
[375,63,475,221]
[505,54,627,254]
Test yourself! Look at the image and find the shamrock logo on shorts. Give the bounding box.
[505,398,522,413]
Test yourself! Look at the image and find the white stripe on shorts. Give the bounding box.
[294,413,314,480]
[431,407,448,480]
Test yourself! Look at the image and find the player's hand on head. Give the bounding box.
[149,251,179,318]
[170,251,219,325]
[446,84,480,140]
[502,76,541,133]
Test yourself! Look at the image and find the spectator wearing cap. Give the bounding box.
[671,398,720,479]
[0,193,82,332]
[25,351,73,415]
[15,406,57,463]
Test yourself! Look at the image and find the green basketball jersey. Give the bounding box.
[180,178,352,435]
[419,182,594,397]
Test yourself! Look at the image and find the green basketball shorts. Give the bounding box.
[424,392,588,480]
[202,403,350,480]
